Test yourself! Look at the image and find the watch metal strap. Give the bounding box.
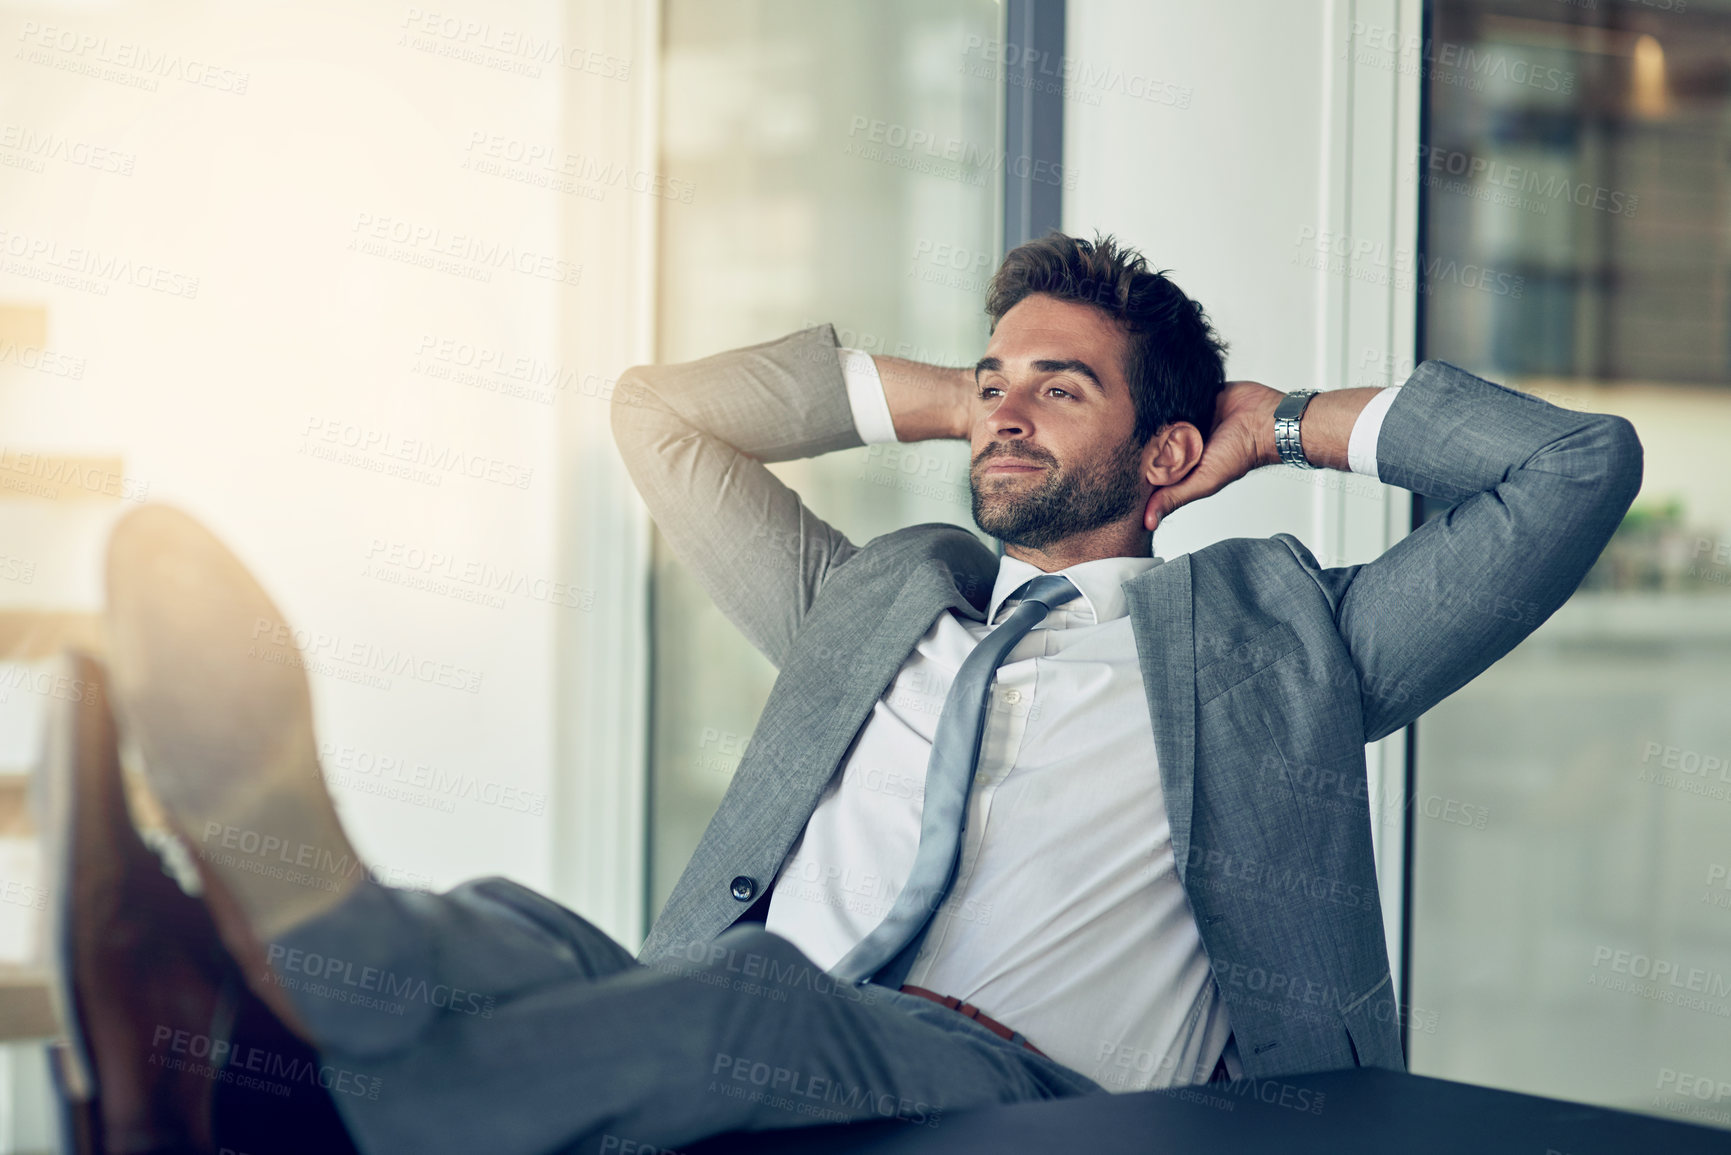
[1273,390,1319,470]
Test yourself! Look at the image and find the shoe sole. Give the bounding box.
[101,504,360,944]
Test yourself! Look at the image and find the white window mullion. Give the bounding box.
[549,0,660,953]
[1316,0,1425,1008]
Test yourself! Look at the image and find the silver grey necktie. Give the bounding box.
[832,573,1081,987]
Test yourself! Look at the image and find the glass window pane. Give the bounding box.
[649,0,1002,921]
[1414,0,1731,1132]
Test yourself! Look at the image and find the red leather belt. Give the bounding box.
[900,984,1047,1057]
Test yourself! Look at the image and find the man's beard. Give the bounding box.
[969,434,1145,552]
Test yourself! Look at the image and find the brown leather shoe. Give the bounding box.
[41,648,233,1153]
[40,650,362,1155]
[102,505,366,1038]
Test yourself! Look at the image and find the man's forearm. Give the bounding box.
[1251,386,1383,472]
[873,355,974,443]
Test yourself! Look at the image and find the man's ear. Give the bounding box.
[1141,422,1205,489]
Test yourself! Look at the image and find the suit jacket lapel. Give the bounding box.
[641,543,993,963]
[1125,556,1196,879]
[786,558,985,808]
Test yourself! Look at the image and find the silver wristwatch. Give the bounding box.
[1273,390,1319,470]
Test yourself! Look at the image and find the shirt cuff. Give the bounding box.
[1346,386,1402,482]
[838,348,899,445]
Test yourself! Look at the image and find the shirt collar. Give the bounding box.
[988,553,1165,625]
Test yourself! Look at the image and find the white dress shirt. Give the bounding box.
[763,351,1400,1092]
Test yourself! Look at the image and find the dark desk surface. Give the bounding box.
[687,1067,1731,1154]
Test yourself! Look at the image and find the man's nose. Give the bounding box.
[987,393,1034,439]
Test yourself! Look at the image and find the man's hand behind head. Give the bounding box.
[1143,381,1283,532]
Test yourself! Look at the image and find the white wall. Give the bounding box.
[0,0,644,900]
[1,3,660,1143]
[1065,0,1335,554]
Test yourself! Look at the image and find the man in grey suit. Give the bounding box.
[52,233,1640,1154]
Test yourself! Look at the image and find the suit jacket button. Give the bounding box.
[730,875,757,902]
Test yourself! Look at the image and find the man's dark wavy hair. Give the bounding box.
[984,232,1228,446]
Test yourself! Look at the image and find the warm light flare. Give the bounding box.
[1632,33,1670,119]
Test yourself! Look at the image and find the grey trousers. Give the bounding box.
[263,876,1106,1155]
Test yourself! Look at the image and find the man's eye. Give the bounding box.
[978,386,1002,399]
[1049,387,1074,399]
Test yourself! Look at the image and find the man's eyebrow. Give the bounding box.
[1033,359,1106,394]
[972,357,1107,395]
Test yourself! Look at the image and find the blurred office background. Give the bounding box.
[0,0,1724,1148]
[1410,0,1731,1129]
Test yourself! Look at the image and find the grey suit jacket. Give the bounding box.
[610,323,1643,1081]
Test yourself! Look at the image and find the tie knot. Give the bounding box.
[1014,573,1081,611]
